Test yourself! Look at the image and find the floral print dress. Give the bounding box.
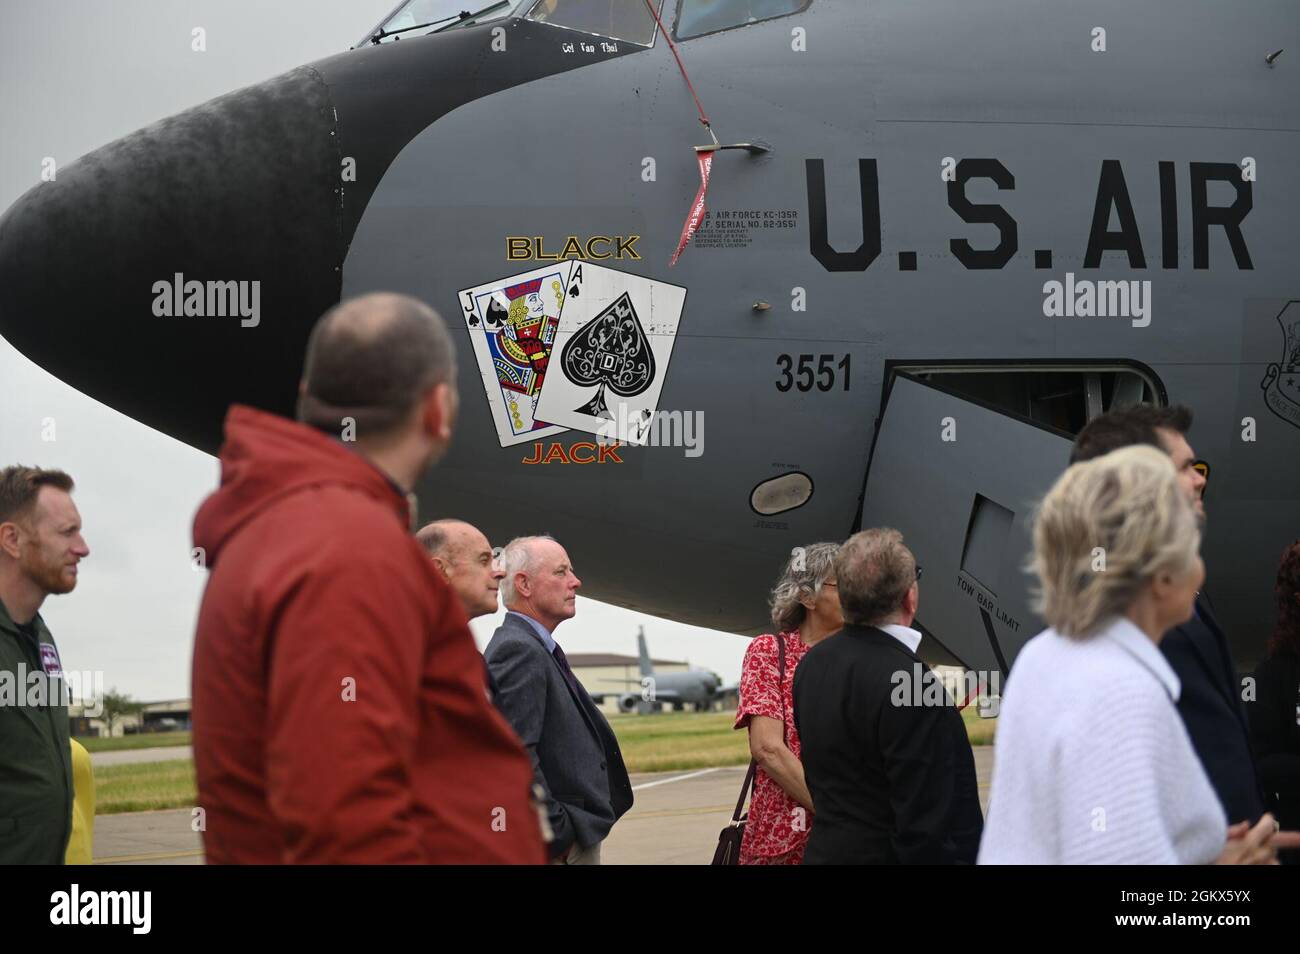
[734,631,811,865]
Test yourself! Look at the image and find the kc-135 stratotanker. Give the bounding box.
[1,0,1296,678]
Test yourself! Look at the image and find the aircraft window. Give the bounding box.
[524,0,664,45]
[675,0,810,40]
[365,0,515,43]
[896,365,1162,436]
[751,471,813,515]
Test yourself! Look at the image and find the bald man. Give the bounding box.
[191,292,544,864]
[417,520,504,620]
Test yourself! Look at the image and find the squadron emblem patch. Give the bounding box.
[1260,301,1300,430]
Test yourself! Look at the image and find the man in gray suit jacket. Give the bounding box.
[485,535,633,864]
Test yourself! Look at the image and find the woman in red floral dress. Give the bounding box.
[734,542,843,865]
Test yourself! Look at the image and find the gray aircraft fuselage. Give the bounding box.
[1,1,1296,675]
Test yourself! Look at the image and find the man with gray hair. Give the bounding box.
[793,528,983,864]
[485,535,633,864]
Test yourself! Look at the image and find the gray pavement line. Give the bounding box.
[622,804,734,820]
[93,849,204,865]
[631,767,719,791]
[96,806,196,817]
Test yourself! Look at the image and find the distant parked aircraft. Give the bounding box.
[591,627,738,714]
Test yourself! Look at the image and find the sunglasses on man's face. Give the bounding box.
[1192,460,1209,482]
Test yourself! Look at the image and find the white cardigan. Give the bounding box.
[978,617,1227,864]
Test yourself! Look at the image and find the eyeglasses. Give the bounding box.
[820,570,919,589]
[1192,460,1209,482]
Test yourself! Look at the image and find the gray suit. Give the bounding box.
[485,613,633,857]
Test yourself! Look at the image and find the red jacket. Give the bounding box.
[191,406,544,864]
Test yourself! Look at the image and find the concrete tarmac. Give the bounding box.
[90,746,193,768]
[91,747,995,865]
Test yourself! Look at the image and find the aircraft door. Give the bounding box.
[858,373,1074,677]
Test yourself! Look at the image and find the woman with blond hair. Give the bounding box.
[979,445,1279,864]
[732,542,842,865]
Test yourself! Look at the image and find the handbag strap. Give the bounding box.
[777,630,788,747]
[730,633,790,823]
[730,761,756,822]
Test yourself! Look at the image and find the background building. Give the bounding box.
[69,698,192,738]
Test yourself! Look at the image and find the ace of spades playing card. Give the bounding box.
[534,263,688,445]
[458,262,579,447]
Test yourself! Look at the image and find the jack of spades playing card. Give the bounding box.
[457,262,583,447]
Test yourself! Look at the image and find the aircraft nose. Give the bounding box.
[0,65,346,453]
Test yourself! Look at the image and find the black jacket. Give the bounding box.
[1160,594,1264,824]
[792,624,983,864]
[1247,649,1300,833]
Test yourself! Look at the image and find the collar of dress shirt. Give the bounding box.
[878,623,923,654]
[1100,615,1182,702]
[508,610,557,653]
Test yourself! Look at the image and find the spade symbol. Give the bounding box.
[467,314,480,328]
[559,292,655,420]
[484,297,508,329]
[569,283,580,298]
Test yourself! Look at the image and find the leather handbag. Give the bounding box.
[711,633,787,865]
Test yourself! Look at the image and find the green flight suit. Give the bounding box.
[0,597,73,863]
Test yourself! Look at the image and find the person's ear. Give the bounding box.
[798,585,816,611]
[514,572,531,600]
[430,555,450,579]
[1150,570,1176,601]
[0,521,20,559]
[421,382,456,443]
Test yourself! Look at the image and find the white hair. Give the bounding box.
[498,534,557,606]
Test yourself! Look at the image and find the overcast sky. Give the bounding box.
[0,0,751,702]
